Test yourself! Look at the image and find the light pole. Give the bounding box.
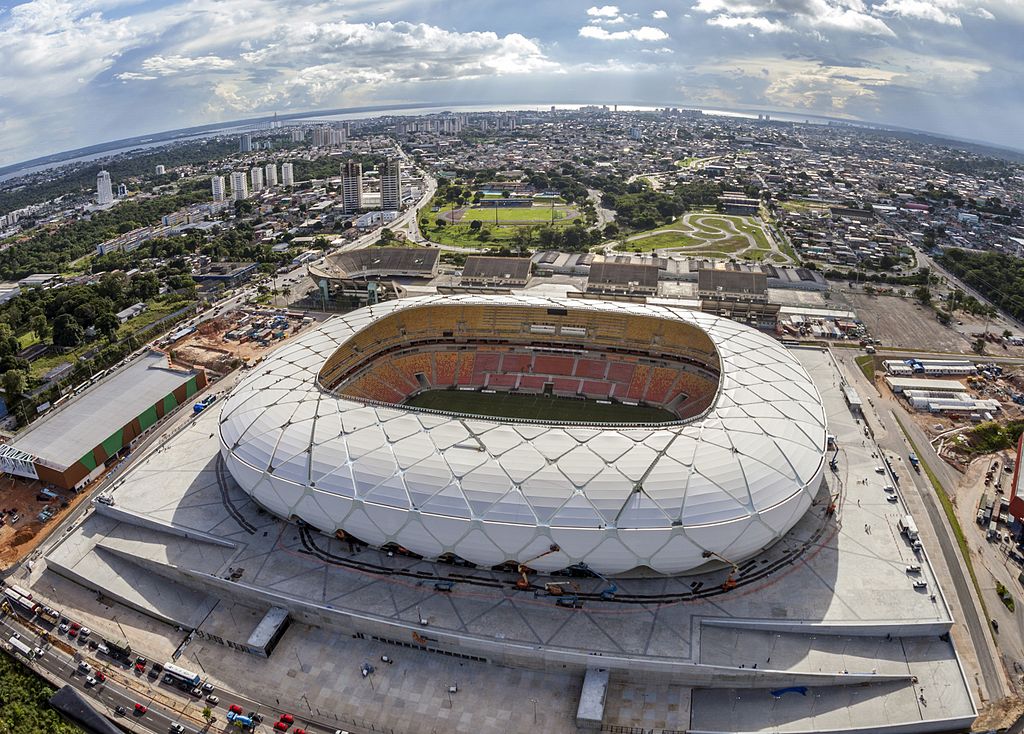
[530,697,537,724]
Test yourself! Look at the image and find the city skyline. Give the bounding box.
[1,0,1022,167]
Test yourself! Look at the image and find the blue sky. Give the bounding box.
[0,0,1022,166]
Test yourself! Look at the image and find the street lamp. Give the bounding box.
[529,697,537,724]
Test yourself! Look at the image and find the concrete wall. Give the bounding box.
[92,504,237,548]
[701,617,953,638]
[124,552,916,689]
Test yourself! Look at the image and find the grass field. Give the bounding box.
[620,213,773,256]
[405,389,677,423]
[457,205,575,224]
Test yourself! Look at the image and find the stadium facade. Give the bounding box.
[219,295,827,576]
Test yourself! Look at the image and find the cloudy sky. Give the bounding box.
[1,0,1022,166]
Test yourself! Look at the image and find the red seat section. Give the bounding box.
[552,378,580,395]
[575,359,607,379]
[533,355,574,376]
[518,376,547,391]
[487,373,518,389]
[582,380,612,397]
[500,353,531,373]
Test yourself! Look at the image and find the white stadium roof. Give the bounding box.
[219,294,827,575]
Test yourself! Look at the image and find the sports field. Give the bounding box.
[454,204,576,224]
[405,390,677,424]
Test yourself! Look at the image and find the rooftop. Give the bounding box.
[9,350,201,470]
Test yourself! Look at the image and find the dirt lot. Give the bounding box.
[843,293,972,351]
[838,291,1024,358]
[0,475,90,568]
[170,310,304,372]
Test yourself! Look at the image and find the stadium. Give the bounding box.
[219,294,828,576]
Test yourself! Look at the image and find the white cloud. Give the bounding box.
[586,5,621,17]
[578,25,669,40]
[708,14,789,32]
[652,9,668,19]
[134,54,236,77]
[693,0,895,36]
[873,0,999,26]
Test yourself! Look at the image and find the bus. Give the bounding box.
[162,662,201,688]
[3,586,40,616]
[8,636,39,658]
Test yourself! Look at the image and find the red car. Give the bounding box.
[273,723,289,732]
[134,662,146,673]
[69,622,81,632]
[279,713,294,724]
[95,672,106,683]
[134,703,147,715]
[293,729,306,734]
[228,704,244,715]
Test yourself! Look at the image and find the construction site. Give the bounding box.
[166,308,310,374]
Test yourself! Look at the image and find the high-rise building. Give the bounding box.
[230,171,249,201]
[329,128,347,146]
[117,183,128,198]
[340,161,363,214]
[211,175,226,202]
[380,159,403,211]
[96,170,113,205]
[155,165,166,175]
[290,129,304,143]
[312,126,329,147]
[250,167,264,191]
[281,162,294,187]
[239,133,253,153]
[265,163,278,187]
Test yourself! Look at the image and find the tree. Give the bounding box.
[96,312,120,340]
[913,286,931,306]
[2,369,26,400]
[469,220,482,231]
[972,338,986,355]
[202,706,213,723]
[30,313,50,341]
[53,313,84,347]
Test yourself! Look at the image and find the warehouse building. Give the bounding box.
[0,351,207,490]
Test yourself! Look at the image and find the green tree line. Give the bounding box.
[0,651,83,734]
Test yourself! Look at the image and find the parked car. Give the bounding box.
[206,695,219,705]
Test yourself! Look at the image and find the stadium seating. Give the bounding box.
[626,365,650,401]
[644,367,679,404]
[434,353,458,385]
[326,303,724,420]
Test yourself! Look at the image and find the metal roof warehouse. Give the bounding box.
[0,350,207,489]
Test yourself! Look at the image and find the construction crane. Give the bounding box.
[542,581,580,597]
[701,550,740,591]
[590,569,619,600]
[515,544,561,590]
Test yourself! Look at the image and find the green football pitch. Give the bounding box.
[404,389,677,424]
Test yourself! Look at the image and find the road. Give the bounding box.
[837,350,1007,702]
[2,597,348,734]
[587,188,615,230]
[1,613,204,734]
